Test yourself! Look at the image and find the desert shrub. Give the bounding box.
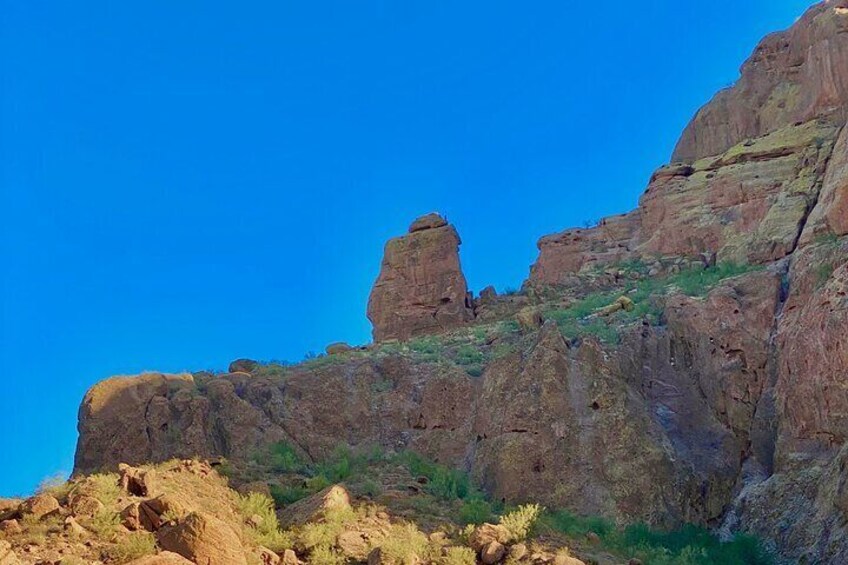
[238,492,291,551]
[395,452,471,501]
[541,509,613,538]
[374,523,431,565]
[440,546,477,565]
[454,345,484,366]
[816,262,834,288]
[499,504,542,542]
[308,545,346,565]
[83,473,122,507]
[270,483,311,506]
[409,336,444,359]
[669,262,757,296]
[458,498,494,525]
[356,478,382,498]
[105,531,156,562]
[298,506,357,552]
[464,364,484,377]
[37,473,71,501]
[85,509,121,540]
[259,442,307,474]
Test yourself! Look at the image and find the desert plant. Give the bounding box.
[458,498,494,525]
[105,531,157,562]
[499,504,543,542]
[440,546,477,565]
[238,492,291,551]
[374,523,431,565]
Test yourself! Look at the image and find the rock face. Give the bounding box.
[527,3,848,286]
[367,213,474,341]
[672,0,848,163]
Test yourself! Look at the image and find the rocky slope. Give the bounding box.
[19,2,848,564]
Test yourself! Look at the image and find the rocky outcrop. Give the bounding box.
[158,512,248,565]
[73,270,787,529]
[640,119,839,263]
[672,0,848,163]
[367,213,474,341]
[529,213,641,286]
[527,3,848,286]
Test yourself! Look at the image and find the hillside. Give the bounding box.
[2,2,847,564]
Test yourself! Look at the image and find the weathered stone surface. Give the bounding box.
[125,551,195,565]
[19,494,59,520]
[367,213,474,341]
[529,212,641,286]
[801,123,848,243]
[325,342,354,355]
[0,520,21,535]
[278,484,351,527]
[68,493,105,518]
[0,541,21,565]
[775,240,848,461]
[672,1,848,163]
[480,541,506,564]
[157,512,247,565]
[640,119,839,264]
[228,359,258,374]
[75,372,209,474]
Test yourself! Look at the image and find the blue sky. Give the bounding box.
[0,1,816,496]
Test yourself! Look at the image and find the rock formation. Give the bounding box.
[367,213,474,341]
[64,3,848,563]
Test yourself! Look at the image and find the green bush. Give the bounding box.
[270,483,311,506]
[259,442,307,474]
[669,262,757,297]
[394,452,471,501]
[237,492,292,551]
[454,345,484,366]
[458,498,494,525]
[499,504,542,542]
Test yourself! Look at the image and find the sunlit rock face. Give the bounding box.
[367,213,474,342]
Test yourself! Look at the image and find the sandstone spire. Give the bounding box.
[367,213,474,341]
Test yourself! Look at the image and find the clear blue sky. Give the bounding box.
[0,1,816,496]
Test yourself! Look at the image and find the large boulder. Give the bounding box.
[157,512,247,565]
[19,494,59,520]
[367,213,474,341]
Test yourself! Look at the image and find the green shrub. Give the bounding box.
[499,504,542,542]
[669,262,757,296]
[374,523,430,565]
[440,546,477,565]
[458,498,494,525]
[394,452,471,501]
[260,442,307,474]
[541,509,613,538]
[237,492,292,551]
[409,336,444,359]
[454,345,484,366]
[270,483,311,506]
[105,531,156,562]
[816,262,834,288]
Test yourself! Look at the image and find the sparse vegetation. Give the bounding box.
[546,261,760,344]
[816,262,835,288]
[540,510,773,565]
[238,491,292,551]
[500,503,543,542]
[104,531,157,562]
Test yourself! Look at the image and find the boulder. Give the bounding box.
[0,541,21,565]
[468,523,511,553]
[409,212,448,232]
[228,359,258,374]
[258,546,281,565]
[0,520,21,535]
[64,516,87,536]
[367,213,474,341]
[279,485,351,527]
[119,463,157,496]
[19,494,59,520]
[325,342,354,355]
[481,541,506,564]
[157,512,247,565]
[515,307,543,332]
[68,493,104,518]
[281,549,301,565]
